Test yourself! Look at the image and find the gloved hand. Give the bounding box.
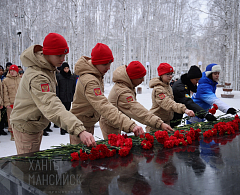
[227,108,237,115]
[205,113,217,121]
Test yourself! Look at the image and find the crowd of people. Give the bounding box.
[0,33,237,155]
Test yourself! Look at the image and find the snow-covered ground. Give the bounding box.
[0,84,239,158]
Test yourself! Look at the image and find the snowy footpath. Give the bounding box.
[0,84,239,158]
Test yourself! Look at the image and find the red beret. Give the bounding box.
[126,61,146,79]
[42,33,69,55]
[9,64,19,73]
[157,63,174,76]
[91,43,114,65]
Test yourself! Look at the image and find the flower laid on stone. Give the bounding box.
[6,114,240,163]
[209,103,218,115]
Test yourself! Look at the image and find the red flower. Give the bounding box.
[89,153,96,161]
[119,147,130,157]
[71,152,79,161]
[80,152,89,161]
[164,140,175,148]
[141,140,153,149]
[145,133,154,144]
[186,136,192,145]
[213,104,218,110]
[209,108,216,115]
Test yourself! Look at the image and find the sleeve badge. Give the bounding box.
[126,96,133,102]
[41,83,50,92]
[185,94,191,98]
[159,93,165,99]
[94,88,102,96]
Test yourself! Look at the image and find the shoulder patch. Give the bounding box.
[185,94,191,98]
[159,93,165,99]
[41,83,50,92]
[94,88,102,96]
[126,96,133,102]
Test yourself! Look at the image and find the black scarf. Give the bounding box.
[60,69,71,79]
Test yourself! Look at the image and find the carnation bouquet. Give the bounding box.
[6,112,240,163]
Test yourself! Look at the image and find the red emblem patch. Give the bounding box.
[94,88,102,96]
[126,96,133,102]
[159,93,165,99]
[41,84,50,92]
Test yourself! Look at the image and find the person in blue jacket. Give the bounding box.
[188,63,237,124]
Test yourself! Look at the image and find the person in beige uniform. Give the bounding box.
[146,63,195,132]
[70,43,144,144]
[10,33,96,155]
[99,61,174,139]
[2,65,21,141]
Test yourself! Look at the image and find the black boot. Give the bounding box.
[54,124,59,128]
[45,122,52,132]
[43,130,49,136]
[0,129,7,135]
[60,129,68,135]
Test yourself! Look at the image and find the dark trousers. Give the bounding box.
[61,102,71,131]
[0,107,7,130]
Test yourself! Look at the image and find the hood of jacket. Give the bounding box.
[74,56,103,78]
[149,77,169,88]
[112,65,134,90]
[20,45,56,71]
[6,72,20,79]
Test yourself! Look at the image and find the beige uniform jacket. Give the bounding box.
[70,56,136,133]
[10,45,86,135]
[2,73,21,107]
[148,77,186,124]
[100,65,163,131]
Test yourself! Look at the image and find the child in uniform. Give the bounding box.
[146,63,195,131]
[2,65,21,140]
[99,61,174,139]
[10,33,96,154]
[70,43,144,144]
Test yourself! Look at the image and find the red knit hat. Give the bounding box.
[126,61,146,79]
[42,33,69,55]
[157,63,174,76]
[91,43,114,65]
[9,64,19,73]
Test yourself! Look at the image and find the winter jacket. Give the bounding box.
[171,74,207,126]
[148,77,186,125]
[0,80,3,106]
[100,65,163,132]
[2,72,21,107]
[192,72,230,113]
[10,45,86,136]
[56,70,76,102]
[70,56,136,132]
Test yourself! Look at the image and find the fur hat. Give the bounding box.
[157,63,174,76]
[42,33,69,55]
[205,63,221,77]
[126,61,146,79]
[187,65,202,79]
[91,43,114,65]
[9,64,19,73]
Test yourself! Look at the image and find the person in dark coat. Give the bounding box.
[56,62,76,135]
[170,65,217,128]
